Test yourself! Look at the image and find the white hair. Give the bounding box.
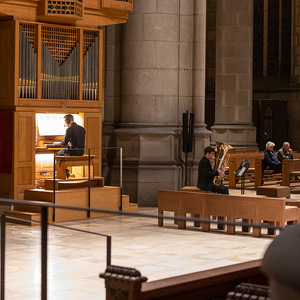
[283,142,290,147]
[266,141,275,149]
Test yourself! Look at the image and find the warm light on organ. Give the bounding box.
[0,0,133,200]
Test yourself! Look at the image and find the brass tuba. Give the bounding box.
[213,142,233,185]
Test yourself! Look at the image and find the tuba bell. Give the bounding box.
[213,142,233,185]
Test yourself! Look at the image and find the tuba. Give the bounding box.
[213,142,233,185]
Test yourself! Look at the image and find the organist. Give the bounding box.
[53,114,85,156]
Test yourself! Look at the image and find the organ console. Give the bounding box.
[0,0,133,199]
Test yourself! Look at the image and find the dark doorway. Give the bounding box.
[253,99,288,151]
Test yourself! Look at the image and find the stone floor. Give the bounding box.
[3,188,297,300]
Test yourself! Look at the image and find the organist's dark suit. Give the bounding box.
[197,156,229,194]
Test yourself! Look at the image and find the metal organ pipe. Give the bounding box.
[19,25,99,101]
[41,39,79,100]
[83,36,98,101]
[19,25,37,99]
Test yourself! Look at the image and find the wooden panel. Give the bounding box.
[90,186,120,218]
[0,21,14,106]
[101,0,133,12]
[14,111,35,199]
[85,0,101,10]
[84,112,102,176]
[18,167,33,185]
[18,115,33,162]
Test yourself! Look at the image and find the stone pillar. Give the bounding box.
[191,0,211,183]
[115,0,187,206]
[104,0,210,206]
[102,25,122,183]
[211,0,257,149]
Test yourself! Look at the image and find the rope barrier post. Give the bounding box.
[52,150,56,222]
[1,215,5,300]
[119,147,123,211]
[41,206,48,300]
[88,148,91,218]
[106,236,111,267]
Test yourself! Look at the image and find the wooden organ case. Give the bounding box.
[0,0,133,200]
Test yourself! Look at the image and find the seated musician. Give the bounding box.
[197,146,229,194]
[264,141,282,173]
[277,142,293,161]
[53,114,86,156]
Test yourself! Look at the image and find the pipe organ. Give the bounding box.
[0,0,133,200]
[19,23,99,101]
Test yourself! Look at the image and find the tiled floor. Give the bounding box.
[2,188,297,299]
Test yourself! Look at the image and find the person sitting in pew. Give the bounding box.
[197,146,229,194]
[277,141,293,161]
[264,141,282,173]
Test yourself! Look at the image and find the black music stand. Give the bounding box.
[234,159,250,194]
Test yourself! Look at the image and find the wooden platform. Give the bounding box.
[44,177,104,190]
[5,186,121,224]
[257,185,290,198]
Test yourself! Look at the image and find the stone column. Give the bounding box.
[192,0,211,179]
[102,25,122,183]
[211,0,257,149]
[114,0,183,206]
[104,0,210,206]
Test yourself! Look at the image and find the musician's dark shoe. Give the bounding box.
[66,168,70,179]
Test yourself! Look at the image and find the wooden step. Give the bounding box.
[121,195,138,213]
[4,210,41,226]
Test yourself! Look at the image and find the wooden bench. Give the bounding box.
[158,190,185,229]
[228,152,263,188]
[100,259,267,300]
[55,155,95,179]
[158,190,300,237]
[281,159,300,186]
[252,197,299,237]
[254,158,281,188]
[255,158,300,189]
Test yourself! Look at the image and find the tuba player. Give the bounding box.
[197,146,229,194]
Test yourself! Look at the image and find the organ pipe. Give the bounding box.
[18,24,99,101]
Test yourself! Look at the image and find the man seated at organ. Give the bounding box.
[264,141,282,173]
[54,114,86,156]
[277,142,293,161]
[197,146,229,194]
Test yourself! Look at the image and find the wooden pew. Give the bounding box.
[100,260,268,300]
[228,151,265,188]
[227,195,265,235]
[158,190,300,237]
[254,158,281,188]
[140,260,267,300]
[252,197,299,237]
[158,190,185,229]
[281,159,300,186]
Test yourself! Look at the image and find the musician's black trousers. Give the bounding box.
[212,184,229,195]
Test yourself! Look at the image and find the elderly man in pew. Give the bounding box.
[264,141,282,173]
[197,146,229,194]
[277,141,293,161]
